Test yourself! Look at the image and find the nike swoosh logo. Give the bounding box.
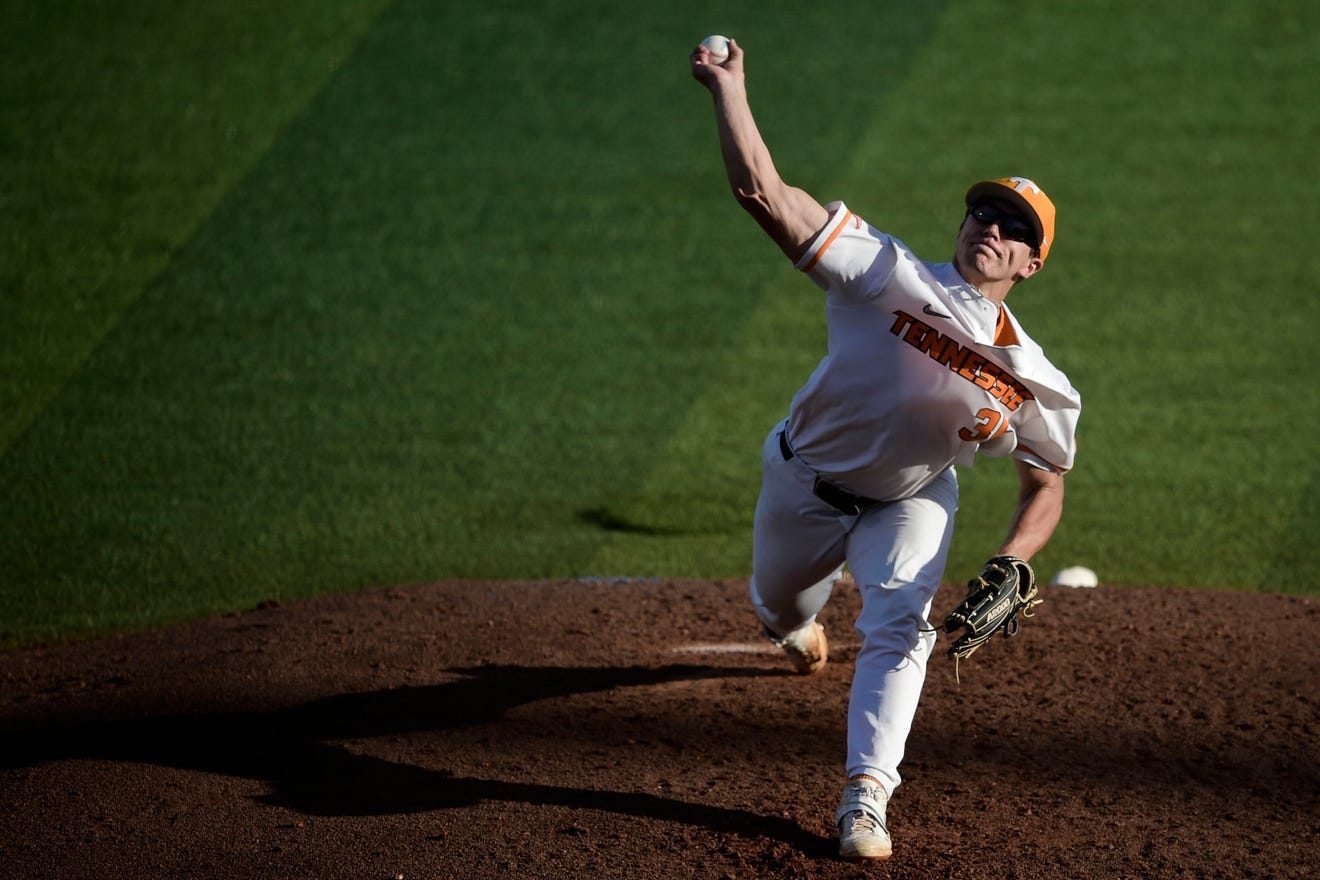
[922,304,953,319]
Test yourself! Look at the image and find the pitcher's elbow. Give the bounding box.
[732,184,773,222]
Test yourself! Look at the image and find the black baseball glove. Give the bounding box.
[943,555,1041,666]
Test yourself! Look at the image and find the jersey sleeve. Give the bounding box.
[981,318,1082,475]
[1009,383,1081,474]
[792,201,899,301]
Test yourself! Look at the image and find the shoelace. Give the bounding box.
[842,809,883,835]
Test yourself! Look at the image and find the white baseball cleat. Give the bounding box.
[764,620,828,674]
[835,779,892,861]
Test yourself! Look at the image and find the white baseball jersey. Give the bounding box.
[784,202,1081,501]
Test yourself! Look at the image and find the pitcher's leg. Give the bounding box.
[842,468,957,794]
[748,426,848,636]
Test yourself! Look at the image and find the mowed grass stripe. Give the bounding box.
[0,0,394,454]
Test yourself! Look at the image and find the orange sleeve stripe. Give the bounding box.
[799,210,853,273]
[1015,441,1071,474]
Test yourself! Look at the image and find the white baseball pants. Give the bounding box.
[749,422,958,795]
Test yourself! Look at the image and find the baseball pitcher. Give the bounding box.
[690,37,1081,861]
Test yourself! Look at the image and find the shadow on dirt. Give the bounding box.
[0,663,835,856]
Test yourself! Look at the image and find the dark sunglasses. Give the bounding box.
[966,203,1037,246]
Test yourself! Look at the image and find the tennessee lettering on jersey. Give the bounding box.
[888,309,1035,412]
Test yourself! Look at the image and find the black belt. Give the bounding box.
[778,430,883,516]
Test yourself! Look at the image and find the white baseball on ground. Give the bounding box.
[1051,565,1099,588]
[700,34,730,64]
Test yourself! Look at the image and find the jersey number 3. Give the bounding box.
[959,407,1008,443]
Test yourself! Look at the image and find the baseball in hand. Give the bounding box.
[700,34,730,64]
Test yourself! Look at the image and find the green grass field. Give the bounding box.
[3,0,1317,647]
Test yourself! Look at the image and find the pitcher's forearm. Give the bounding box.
[709,86,828,259]
[997,464,1065,561]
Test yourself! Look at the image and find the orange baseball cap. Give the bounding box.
[965,177,1056,262]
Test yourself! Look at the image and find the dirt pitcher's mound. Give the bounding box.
[1,579,1316,879]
